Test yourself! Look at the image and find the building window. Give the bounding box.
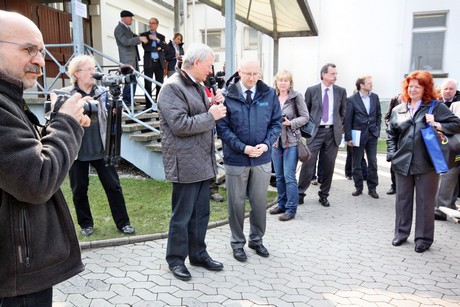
[201,29,224,49]
[244,27,258,49]
[410,12,447,72]
[138,21,149,34]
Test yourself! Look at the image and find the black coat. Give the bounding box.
[387,100,460,175]
[164,40,184,72]
[139,31,168,70]
[344,91,382,143]
[0,71,84,296]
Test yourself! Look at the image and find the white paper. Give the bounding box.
[352,130,361,147]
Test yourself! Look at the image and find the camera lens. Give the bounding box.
[83,100,99,121]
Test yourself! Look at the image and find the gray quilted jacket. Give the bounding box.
[157,69,217,183]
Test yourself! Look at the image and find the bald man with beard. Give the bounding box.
[0,10,90,305]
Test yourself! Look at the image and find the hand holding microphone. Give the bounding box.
[208,77,224,105]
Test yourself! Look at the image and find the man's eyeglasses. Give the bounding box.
[0,40,46,58]
[240,71,259,78]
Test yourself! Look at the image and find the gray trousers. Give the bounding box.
[225,163,271,249]
[436,167,459,209]
[394,171,439,247]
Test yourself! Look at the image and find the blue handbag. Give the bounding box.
[420,100,449,173]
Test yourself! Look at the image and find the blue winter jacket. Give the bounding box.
[216,73,282,166]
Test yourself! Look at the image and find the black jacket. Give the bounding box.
[386,100,460,175]
[139,31,168,70]
[164,40,184,72]
[0,71,84,297]
[344,91,382,143]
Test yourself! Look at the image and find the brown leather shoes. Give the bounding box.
[352,190,362,196]
[279,213,294,221]
[368,190,379,199]
[269,207,284,215]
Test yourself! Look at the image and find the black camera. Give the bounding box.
[92,72,137,87]
[45,90,99,121]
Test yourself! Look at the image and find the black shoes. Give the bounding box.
[318,196,330,207]
[346,176,352,180]
[121,225,135,235]
[190,258,223,271]
[392,238,407,246]
[386,187,396,195]
[298,194,304,205]
[269,207,284,215]
[434,208,447,221]
[248,243,269,257]
[368,190,379,199]
[233,248,247,262]
[392,238,431,253]
[80,227,94,236]
[415,244,430,253]
[352,190,362,196]
[169,265,191,281]
[279,213,295,221]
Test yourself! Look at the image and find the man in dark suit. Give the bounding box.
[140,17,168,110]
[298,63,347,207]
[114,10,147,104]
[344,75,381,199]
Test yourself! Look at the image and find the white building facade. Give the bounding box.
[91,0,459,100]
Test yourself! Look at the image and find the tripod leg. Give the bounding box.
[105,97,115,166]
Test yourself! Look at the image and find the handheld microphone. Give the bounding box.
[208,77,218,95]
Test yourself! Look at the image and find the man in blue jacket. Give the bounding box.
[216,59,282,262]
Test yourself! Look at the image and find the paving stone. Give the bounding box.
[53,153,460,306]
[133,289,158,301]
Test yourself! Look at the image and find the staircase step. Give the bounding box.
[122,112,159,121]
[146,143,162,152]
[216,167,226,184]
[122,121,160,132]
[129,131,161,142]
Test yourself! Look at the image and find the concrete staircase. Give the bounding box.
[120,104,226,183]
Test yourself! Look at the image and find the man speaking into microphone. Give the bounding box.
[297,63,347,207]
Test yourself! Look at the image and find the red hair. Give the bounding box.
[401,70,437,103]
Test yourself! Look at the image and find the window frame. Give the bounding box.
[410,11,448,73]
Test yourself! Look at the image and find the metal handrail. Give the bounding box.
[25,44,161,133]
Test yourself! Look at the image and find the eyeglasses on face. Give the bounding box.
[240,71,259,78]
[0,40,46,58]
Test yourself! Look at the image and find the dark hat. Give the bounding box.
[120,10,134,17]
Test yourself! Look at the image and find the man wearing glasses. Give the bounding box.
[140,17,168,110]
[216,59,282,262]
[0,10,90,306]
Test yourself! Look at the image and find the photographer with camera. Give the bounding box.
[0,11,90,305]
[60,55,135,237]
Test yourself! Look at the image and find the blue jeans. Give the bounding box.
[272,145,298,216]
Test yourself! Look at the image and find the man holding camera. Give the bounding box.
[60,55,135,237]
[0,10,89,305]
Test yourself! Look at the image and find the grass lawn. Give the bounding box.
[339,138,388,154]
[60,176,278,242]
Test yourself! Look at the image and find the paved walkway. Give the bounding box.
[54,153,460,307]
